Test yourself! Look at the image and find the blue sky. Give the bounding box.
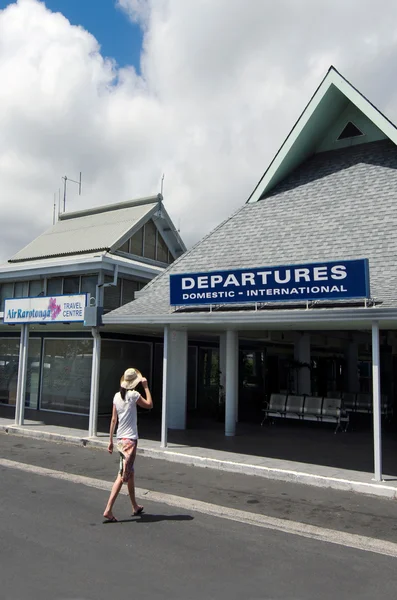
[0,0,143,71]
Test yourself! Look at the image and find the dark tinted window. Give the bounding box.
[47,278,63,295]
[144,220,157,260]
[130,228,143,256]
[122,279,139,304]
[157,232,168,263]
[103,276,122,310]
[63,277,80,294]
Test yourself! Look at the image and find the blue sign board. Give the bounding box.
[170,259,370,306]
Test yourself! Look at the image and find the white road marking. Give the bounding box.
[1,457,397,558]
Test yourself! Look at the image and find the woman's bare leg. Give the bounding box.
[127,473,143,514]
[103,474,123,519]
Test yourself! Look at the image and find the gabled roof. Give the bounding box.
[104,139,397,326]
[9,194,186,263]
[247,66,397,202]
[103,67,397,327]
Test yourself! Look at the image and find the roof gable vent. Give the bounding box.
[337,121,364,140]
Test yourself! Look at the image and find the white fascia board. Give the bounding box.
[0,253,163,282]
[102,306,397,328]
[156,205,187,254]
[108,203,158,253]
[332,72,397,144]
[101,254,164,278]
[247,68,397,204]
[247,75,332,204]
[0,255,105,280]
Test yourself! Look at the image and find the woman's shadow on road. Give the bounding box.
[117,514,194,524]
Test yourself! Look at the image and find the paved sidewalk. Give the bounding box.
[1,417,397,500]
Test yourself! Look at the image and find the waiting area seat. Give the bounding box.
[261,393,349,433]
[328,391,393,417]
[264,393,288,418]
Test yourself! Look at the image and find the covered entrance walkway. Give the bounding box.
[99,306,397,481]
[5,314,397,485]
[137,417,397,478]
[2,415,397,499]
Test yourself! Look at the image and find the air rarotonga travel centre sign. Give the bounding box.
[170,259,370,307]
[4,294,87,324]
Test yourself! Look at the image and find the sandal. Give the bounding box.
[133,506,144,516]
[103,515,118,523]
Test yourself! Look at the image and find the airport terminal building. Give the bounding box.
[103,67,397,480]
[3,67,397,480]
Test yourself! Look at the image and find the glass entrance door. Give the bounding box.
[239,346,266,423]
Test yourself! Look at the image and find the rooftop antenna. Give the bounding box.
[160,173,165,196]
[52,193,56,225]
[157,174,165,219]
[62,171,82,213]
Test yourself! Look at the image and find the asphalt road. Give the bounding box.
[1,432,397,542]
[2,463,397,600]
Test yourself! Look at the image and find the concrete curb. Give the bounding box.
[138,448,397,500]
[2,423,397,500]
[1,424,92,447]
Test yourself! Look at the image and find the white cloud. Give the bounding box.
[116,0,150,28]
[2,0,397,261]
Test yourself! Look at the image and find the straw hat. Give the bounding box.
[120,368,143,390]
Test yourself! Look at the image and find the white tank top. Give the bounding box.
[113,390,140,439]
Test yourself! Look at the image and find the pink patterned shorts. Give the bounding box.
[117,438,138,483]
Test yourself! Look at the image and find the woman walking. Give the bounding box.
[103,367,153,523]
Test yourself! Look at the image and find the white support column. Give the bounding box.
[372,321,382,481]
[225,329,238,436]
[219,332,226,404]
[294,333,311,395]
[15,324,29,426]
[346,339,359,393]
[88,327,101,437]
[167,328,188,429]
[161,325,169,448]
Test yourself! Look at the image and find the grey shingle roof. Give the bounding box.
[9,198,158,262]
[106,140,397,319]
